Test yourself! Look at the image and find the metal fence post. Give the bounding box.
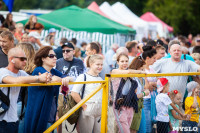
[101,76,109,133]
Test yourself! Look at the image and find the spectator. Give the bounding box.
[54,38,68,59]
[74,47,81,59]
[80,42,87,58]
[20,33,29,43]
[155,78,186,133]
[105,43,119,69]
[191,53,200,65]
[111,53,145,133]
[71,38,77,46]
[85,42,110,79]
[28,31,40,51]
[192,46,200,54]
[71,54,104,133]
[14,23,24,42]
[155,45,166,60]
[153,40,200,100]
[182,81,200,133]
[146,40,156,48]
[24,46,73,133]
[24,15,37,33]
[34,23,44,47]
[162,40,194,61]
[126,41,138,64]
[0,1,5,27]
[0,31,15,68]
[2,13,15,29]
[56,42,85,80]
[48,28,56,36]
[0,47,51,133]
[157,39,168,53]
[16,42,36,133]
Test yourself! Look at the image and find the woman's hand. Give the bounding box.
[38,72,52,83]
[62,77,73,86]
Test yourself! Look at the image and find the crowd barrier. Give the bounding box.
[1,72,200,133]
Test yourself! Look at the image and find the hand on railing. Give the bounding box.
[62,77,74,86]
[38,72,52,83]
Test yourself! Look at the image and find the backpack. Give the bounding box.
[0,87,10,115]
[115,78,138,112]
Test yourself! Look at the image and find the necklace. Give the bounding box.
[86,72,99,77]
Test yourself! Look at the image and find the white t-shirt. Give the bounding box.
[152,58,199,100]
[0,68,28,122]
[155,93,172,122]
[71,73,103,103]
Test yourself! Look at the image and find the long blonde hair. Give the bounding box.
[17,42,36,73]
[25,15,37,29]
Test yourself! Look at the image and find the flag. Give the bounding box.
[3,0,14,12]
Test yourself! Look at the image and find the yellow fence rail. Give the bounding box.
[1,72,200,133]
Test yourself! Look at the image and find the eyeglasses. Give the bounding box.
[47,54,57,59]
[62,49,73,53]
[13,56,27,61]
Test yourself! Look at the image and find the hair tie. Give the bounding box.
[173,90,178,94]
[167,92,170,95]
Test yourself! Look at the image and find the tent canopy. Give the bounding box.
[19,5,135,34]
[140,12,173,32]
[87,1,110,18]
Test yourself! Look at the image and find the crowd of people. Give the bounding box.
[0,13,200,133]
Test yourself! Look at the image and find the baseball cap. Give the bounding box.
[28,31,41,39]
[157,39,164,46]
[61,42,75,49]
[49,28,56,33]
[187,81,199,97]
[157,78,168,92]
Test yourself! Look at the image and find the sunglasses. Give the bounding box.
[62,49,73,53]
[14,56,27,61]
[47,54,57,59]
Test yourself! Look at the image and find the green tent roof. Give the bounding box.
[19,5,136,34]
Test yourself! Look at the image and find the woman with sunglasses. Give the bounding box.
[24,46,73,133]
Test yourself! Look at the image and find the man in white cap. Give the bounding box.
[28,31,41,51]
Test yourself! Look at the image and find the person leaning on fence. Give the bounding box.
[24,46,73,133]
[141,45,157,133]
[128,56,150,133]
[111,53,145,133]
[155,78,187,133]
[71,54,104,133]
[152,40,200,101]
[16,43,36,133]
[182,81,200,133]
[0,47,52,133]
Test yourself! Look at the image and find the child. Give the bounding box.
[155,78,187,133]
[168,90,190,133]
[182,81,200,133]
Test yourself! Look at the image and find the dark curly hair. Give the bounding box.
[34,46,53,67]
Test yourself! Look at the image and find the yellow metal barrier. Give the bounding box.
[44,83,106,133]
[1,72,200,133]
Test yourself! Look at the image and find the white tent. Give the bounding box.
[111,2,155,40]
[99,2,131,28]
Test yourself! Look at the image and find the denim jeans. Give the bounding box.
[0,120,19,133]
[17,102,25,133]
[138,108,146,133]
[182,120,198,133]
[143,98,152,133]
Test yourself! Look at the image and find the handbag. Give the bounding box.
[61,74,86,132]
[0,87,10,115]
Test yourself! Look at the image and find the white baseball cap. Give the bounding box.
[187,81,199,96]
[28,31,41,39]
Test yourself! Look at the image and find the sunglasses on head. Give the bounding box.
[62,49,73,53]
[47,54,57,59]
[14,56,27,61]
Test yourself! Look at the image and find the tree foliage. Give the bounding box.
[143,0,200,35]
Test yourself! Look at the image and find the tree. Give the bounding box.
[143,0,200,35]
